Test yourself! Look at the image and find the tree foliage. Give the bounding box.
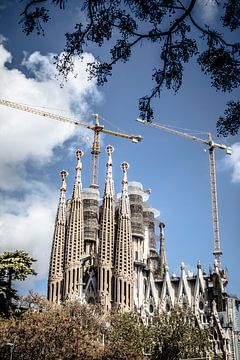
[20,0,240,136]
[0,250,37,317]
[149,306,211,359]
[0,301,106,360]
[103,311,148,360]
[0,300,214,360]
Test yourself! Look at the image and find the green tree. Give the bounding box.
[103,311,148,360]
[0,250,37,317]
[149,306,211,360]
[0,301,215,360]
[20,0,240,136]
[0,302,105,360]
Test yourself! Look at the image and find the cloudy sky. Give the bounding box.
[0,1,239,296]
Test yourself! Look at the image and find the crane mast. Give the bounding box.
[91,114,102,189]
[0,98,143,189]
[137,118,232,266]
[208,133,221,263]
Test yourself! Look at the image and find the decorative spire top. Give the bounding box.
[121,161,129,187]
[159,222,165,239]
[60,170,68,193]
[159,222,168,278]
[120,161,130,216]
[57,170,68,221]
[104,145,114,197]
[76,149,84,169]
[181,262,185,271]
[106,145,114,173]
[73,149,84,198]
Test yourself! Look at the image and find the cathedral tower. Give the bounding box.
[159,222,168,278]
[47,147,239,360]
[113,162,133,311]
[98,145,115,309]
[48,170,68,303]
[63,150,84,300]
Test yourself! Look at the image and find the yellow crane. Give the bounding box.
[0,98,142,188]
[137,118,232,266]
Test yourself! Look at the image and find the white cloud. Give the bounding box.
[0,187,57,279]
[0,42,101,190]
[0,40,102,294]
[198,0,218,22]
[224,142,240,183]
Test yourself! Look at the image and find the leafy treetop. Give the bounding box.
[0,250,37,317]
[0,302,214,360]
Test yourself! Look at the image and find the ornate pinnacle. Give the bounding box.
[73,149,84,198]
[76,149,84,169]
[106,145,114,171]
[120,162,130,216]
[60,170,68,192]
[159,222,165,238]
[121,162,129,188]
[106,144,114,156]
[121,161,129,172]
[57,169,68,221]
[104,145,115,197]
[159,222,168,278]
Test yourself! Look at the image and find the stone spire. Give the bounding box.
[104,145,115,197]
[113,162,133,311]
[48,170,68,303]
[120,162,131,216]
[159,222,168,278]
[73,149,83,198]
[63,150,85,300]
[98,145,115,310]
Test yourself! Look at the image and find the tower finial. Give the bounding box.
[73,149,84,198]
[159,222,168,278]
[120,161,130,216]
[106,145,114,171]
[121,161,129,189]
[159,222,165,237]
[76,149,84,167]
[104,145,115,197]
[60,170,68,193]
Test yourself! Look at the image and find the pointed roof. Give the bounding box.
[120,161,130,217]
[57,170,68,222]
[104,145,115,197]
[159,222,168,278]
[72,149,84,199]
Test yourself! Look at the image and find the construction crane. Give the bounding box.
[0,98,142,188]
[136,118,232,266]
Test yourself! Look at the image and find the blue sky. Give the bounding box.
[0,0,239,296]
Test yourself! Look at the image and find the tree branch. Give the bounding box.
[20,0,47,17]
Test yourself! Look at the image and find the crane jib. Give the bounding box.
[0,98,143,190]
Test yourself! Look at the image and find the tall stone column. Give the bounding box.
[98,145,115,310]
[63,150,85,300]
[159,222,168,278]
[113,162,134,311]
[48,170,68,303]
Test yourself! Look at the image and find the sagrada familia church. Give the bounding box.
[48,146,240,360]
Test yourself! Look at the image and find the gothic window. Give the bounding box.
[165,303,170,312]
[199,300,204,310]
[149,304,154,313]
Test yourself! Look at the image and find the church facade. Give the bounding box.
[48,146,240,360]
